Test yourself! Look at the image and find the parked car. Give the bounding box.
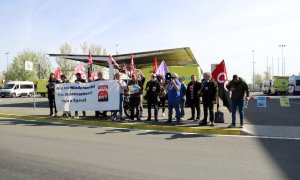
[0,81,34,98]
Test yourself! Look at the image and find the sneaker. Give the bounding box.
[53,113,57,117]
[74,115,80,119]
[49,114,53,117]
[112,117,117,121]
[239,124,243,128]
[228,124,236,128]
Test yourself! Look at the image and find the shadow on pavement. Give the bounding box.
[244,98,300,179]
[96,128,136,134]
[136,131,211,140]
[0,118,80,127]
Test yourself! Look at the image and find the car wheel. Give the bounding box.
[12,93,16,98]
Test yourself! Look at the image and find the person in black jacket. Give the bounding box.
[145,73,161,122]
[186,75,201,121]
[226,74,249,128]
[199,72,218,126]
[47,73,60,117]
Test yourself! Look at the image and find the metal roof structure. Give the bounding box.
[49,47,198,68]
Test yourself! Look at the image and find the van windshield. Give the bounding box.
[3,84,15,89]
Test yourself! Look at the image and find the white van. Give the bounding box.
[288,75,300,95]
[0,81,35,98]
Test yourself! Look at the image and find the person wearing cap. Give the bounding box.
[186,75,201,121]
[226,74,249,128]
[145,73,160,122]
[166,73,181,124]
[199,72,218,126]
[74,73,87,119]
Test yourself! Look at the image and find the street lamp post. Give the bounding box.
[252,50,255,90]
[279,44,286,76]
[5,52,9,81]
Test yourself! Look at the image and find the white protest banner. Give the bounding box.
[55,80,119,111]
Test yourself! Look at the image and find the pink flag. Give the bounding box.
[153,56,158,73]
[91,71,98,80]
[54,67,62,80]
[74,64,86,79]
[130,54,135,75]
[108,55,119,67]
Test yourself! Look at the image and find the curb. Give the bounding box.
[0,113,244,136]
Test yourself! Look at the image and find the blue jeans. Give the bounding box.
[168,98,181,122]
[231,100,244,126]
[180,98,186,118]
[114,94,124,118]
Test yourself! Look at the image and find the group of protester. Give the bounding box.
[47,71,249,127]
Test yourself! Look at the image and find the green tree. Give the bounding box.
[56,42,78,78]
[5,51,52,83]
[263,67,272,81]
[254,73,263,85]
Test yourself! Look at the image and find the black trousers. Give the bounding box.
[48,96,57,115]
[158,96,166,113]
[203,100,214,122]
[147,98,158,120]
[189,98,200,119]
[129,96,140,120]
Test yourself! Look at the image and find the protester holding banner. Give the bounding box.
[199,72,218,126]
[74,73,87,119]
[179,76,187,120]
[145,73,161,122]
[186,75,201,121]
[113,72,127,121]
[157,76,167,117]
[47,73,60,117]
[166,73,181,124]
[127,74,142,121]
[226,75,249,128]
[60,74,72,118]
[95,71,108,119]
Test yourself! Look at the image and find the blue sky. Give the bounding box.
[1,0,300,82]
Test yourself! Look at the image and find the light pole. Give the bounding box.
[5,52,9,81]
[252,50,255,90]
[115,44,119,55]
[279,44,286,76]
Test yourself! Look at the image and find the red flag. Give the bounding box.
[54,67,62,80]
[153,56,158,73]
[212,60,228,83]
[130,54,135,75]
[88,50,93,65]
[108,55,119,67]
